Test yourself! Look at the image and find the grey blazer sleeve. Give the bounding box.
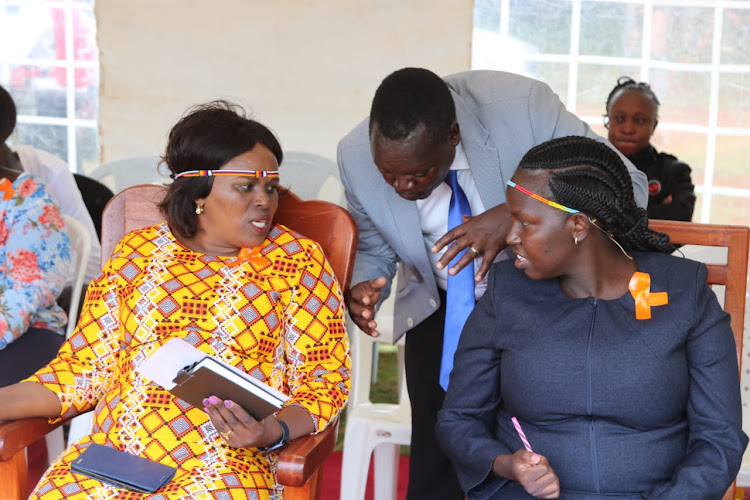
[336,137,398,302]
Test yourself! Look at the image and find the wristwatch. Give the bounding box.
[258,418,289,452]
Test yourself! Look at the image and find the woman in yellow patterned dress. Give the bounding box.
[0,101,350,499]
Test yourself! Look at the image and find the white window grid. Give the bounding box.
[0,0,97,172]
[473,0,750,224]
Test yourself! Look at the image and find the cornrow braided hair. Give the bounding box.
[604,76,661,120]
[519,136,674,254]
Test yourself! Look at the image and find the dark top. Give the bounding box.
[436,253,747,499]
[629,145,695,221]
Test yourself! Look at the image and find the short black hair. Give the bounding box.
[159,100,283,238]
[369,68,455,145]
[518,136,673,254]
[605,76,661,119]
[0,85,17,143]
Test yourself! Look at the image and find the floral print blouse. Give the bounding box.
[0,173,71,350]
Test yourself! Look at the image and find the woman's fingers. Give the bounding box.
[204,396,261,442]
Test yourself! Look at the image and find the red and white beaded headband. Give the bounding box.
[170,169,280,179]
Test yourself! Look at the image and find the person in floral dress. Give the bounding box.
[0,102,350,499]
[0,166,71,386]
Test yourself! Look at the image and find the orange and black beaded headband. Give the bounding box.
[506,180,579,214]
[170,169,280,180]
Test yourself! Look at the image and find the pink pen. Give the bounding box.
[511,416,533,452]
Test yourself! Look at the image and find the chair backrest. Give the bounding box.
[649,220,749,500]
[61,215,92,338]
[649,220,749,368]
[101,185,357,294]
[73,173,114,240]
[88,156,166,194]
[279,151,346,207]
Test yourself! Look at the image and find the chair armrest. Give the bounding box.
[275,418,339,487]
[0,418,61,461]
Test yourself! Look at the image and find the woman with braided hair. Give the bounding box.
[605,77,695,221]
[436,136,746,499]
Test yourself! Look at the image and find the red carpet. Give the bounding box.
[320,450,409,500]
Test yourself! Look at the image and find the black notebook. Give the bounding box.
[71,443,176,493]
[170,356,286,420]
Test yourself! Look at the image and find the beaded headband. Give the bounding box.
[506,180,633,259]
[170,169,280,180]
[506,180,579,214]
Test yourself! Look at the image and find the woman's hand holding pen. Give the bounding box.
[493,450,560,499]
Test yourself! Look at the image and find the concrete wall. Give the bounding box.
[96,0,473,166]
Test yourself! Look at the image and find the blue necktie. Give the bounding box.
[440,170,475,390]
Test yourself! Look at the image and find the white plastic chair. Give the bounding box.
[44,215,91,459]
[340,280,412,500]
[88,156,166,193]
[280,151,346,206]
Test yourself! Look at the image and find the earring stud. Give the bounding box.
[195,204,204,215]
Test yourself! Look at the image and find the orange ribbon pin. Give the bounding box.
[628,271,668,320]
[227,246,265,268]
[0,178,14,201]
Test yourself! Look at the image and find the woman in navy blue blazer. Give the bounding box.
[436,136,747,499]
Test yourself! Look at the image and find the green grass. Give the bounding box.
[335,344,404,452]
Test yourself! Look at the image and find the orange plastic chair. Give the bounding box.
[649,219,749,500]
[0,184,357,500]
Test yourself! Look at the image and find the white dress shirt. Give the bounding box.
[416,142,489,299]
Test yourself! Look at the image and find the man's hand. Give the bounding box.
[433,204,512,281]
[494,450,560,498]
[345,277,387,337]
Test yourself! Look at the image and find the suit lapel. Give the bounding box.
[383,182,431,285]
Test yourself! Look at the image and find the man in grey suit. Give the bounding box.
[337,68,648,499]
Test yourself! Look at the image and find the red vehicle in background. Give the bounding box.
[9,4,97,94]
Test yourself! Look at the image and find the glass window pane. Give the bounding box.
[46,7,67,59]
[526,62,569,106]
[72,7,98,63]
[577,64,640,117]
[474,0,501,32]
[710,194,750,226]
[589,122,606,139]
[651,6,713,64]
[76,126,99,173]
[722,9,750,65]
[15,123,68,162]
[652,130,706,186]
[580,2,643,58]
[75,67,98,120]
[509,0,571,55]
[648,69,710,126]
[0,3,57,61]
[714,135,750,191]
[472,30,535,75]
[8,64,67,118]
[718,73,750,129]
[693,192,705,223]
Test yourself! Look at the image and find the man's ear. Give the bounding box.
[449,121,460,147]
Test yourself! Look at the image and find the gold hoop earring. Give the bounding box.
[195,204,204,215]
